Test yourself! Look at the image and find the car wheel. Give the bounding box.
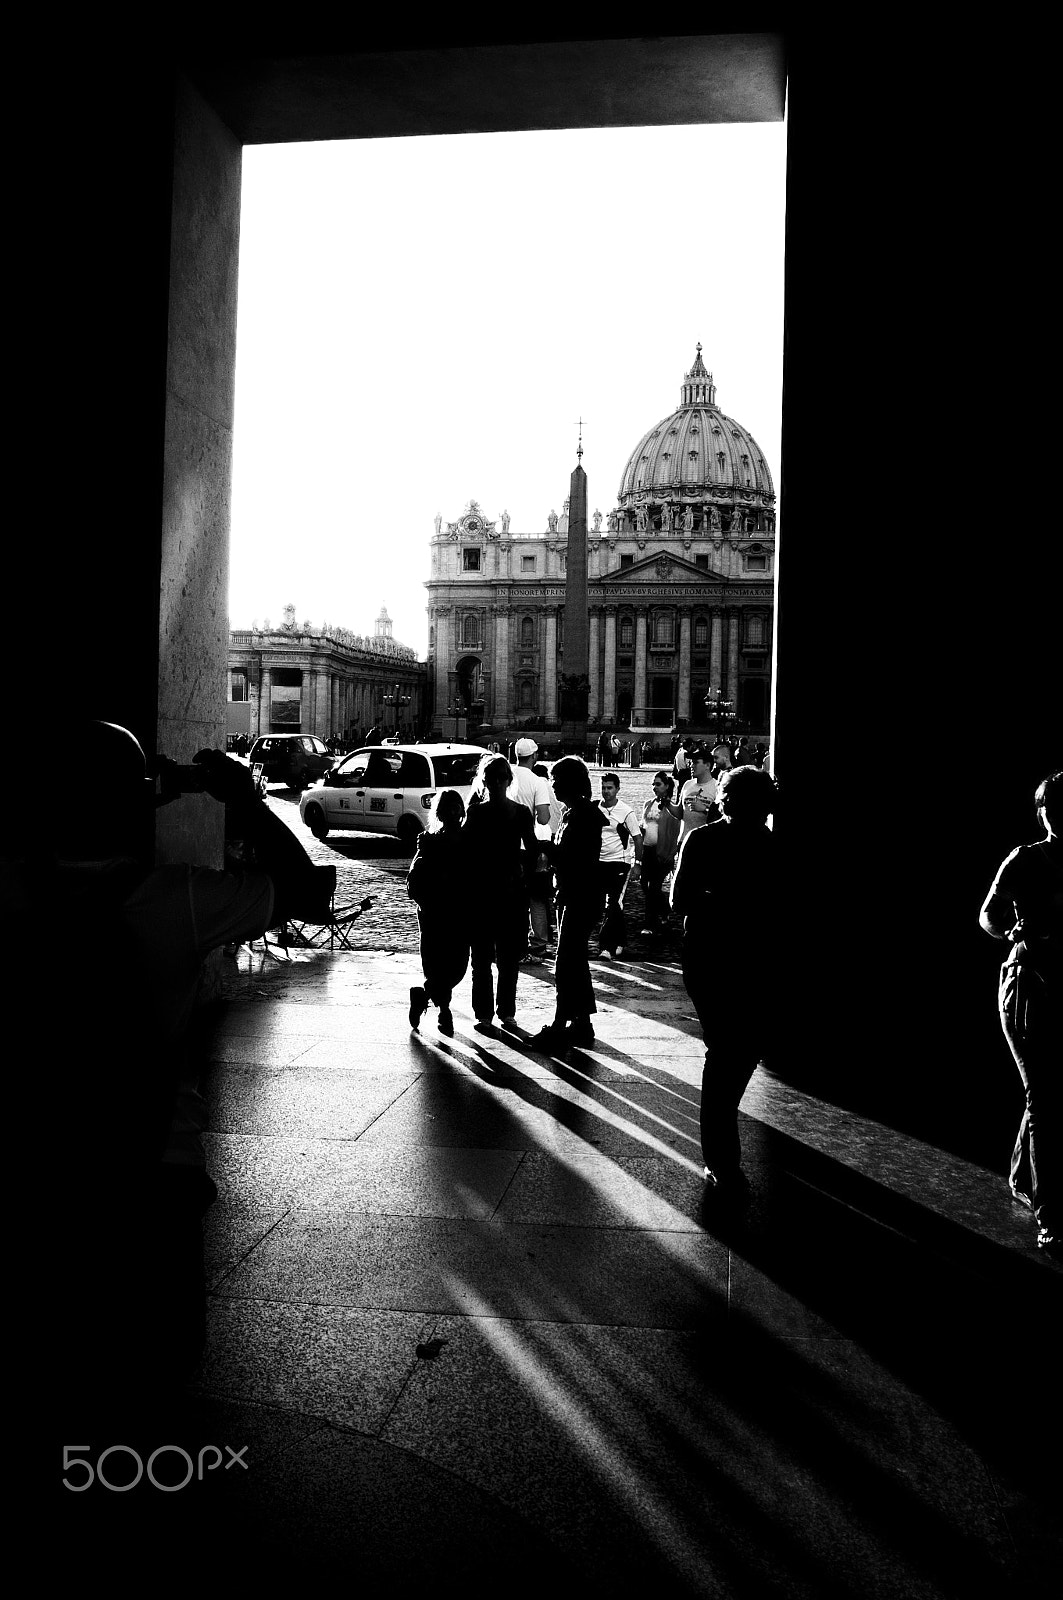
[305,804,329,840]
[396,815,422,852]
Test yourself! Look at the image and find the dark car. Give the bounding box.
[247,734,335,791]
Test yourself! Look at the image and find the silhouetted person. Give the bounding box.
[671,765,779,1197]
[23,719,335,1429]
[464,755,536,1032]
[406,789,471,1037]
[531,757,608,1054]
[979,770,1062,1257]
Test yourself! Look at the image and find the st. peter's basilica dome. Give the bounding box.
[616,346,774,521]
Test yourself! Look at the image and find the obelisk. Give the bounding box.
[559,430,590,751]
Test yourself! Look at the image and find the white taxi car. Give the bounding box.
[299,742,486,849]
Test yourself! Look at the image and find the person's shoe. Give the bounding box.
[529,1025,569,1054]
[408,986,428,1029]
[474,1017,496,1036]
[437,1008,454,1036]
[599,949,614,961]
[498,1015,518,1030]
[523,952,545,965]
[639,928,654,937]
[1036,1227,1061,1259]
[1009,1181,1034,1211]
[614,945,625,960]
[566,1021,595,1047]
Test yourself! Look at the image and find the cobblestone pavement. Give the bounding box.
[261,764,685,960]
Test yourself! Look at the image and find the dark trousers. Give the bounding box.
[683,951,760,1177]
[640,846,673,929]
[554,899,599,1022]
[471,898,528,1020]
[1000,957,1060,1232]
[418,911,470,1008]
[597,863,630,952]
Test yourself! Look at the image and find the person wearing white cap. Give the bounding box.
[510,737,554,962]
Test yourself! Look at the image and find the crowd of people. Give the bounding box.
[28,718,1058,1432]
[405,740,783,1190]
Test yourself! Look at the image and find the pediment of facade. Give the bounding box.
[591,551,730,586]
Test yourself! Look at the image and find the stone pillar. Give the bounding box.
[634,612,648,724]
[494,606,510,724]
[258,664,271,736]
[544,609,558,724]
[434,608,452,720]
[728,610,740,701]
[678,612,692,722]
[710,609,723,695]
[603,609,617,723]
[588,610,601,720]
[313,670,329,737]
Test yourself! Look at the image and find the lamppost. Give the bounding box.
[383,681,412,737]
[703,687,737,744]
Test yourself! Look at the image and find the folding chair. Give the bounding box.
[282,893,374,952]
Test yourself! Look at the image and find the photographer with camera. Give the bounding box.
[25,719,337,1426]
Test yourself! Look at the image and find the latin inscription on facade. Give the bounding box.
[509,585,770,600]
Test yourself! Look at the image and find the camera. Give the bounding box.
[155,758,209,797]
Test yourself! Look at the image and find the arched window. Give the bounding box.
[651,610,674,647]
[744,613,766,650]
[694,615,709,649]
[462,614,478,648]
[619,614,634,649]
[519,680,534,709]
[520,615,534,647]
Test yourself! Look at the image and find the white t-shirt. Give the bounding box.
[598,799,642,864]
[678,775,718,843]
[509,764,554,840]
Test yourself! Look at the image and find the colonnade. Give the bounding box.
[232,657,426,740]
[430,601,769,728]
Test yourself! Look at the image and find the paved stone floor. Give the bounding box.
[63,933,1054,1597]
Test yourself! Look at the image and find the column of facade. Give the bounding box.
[257,665,271,737]
[709,609,723,695]
[434,608,451,720]
[602,609,617,723]
[312,669,328,737]
[678,611,692,722]
[543,609,558,723]
[493,606,510,725]
[727,610,740,702]
[634,611,648,722]
[588,610,601,720]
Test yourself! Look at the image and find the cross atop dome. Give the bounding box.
[681,343,716,408]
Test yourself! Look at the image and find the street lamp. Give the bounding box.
[703,687,737,743]
[382,681,413,735]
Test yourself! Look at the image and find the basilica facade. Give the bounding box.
[425,347,775,739]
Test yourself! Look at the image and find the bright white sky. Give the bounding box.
[230,121,787,656]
